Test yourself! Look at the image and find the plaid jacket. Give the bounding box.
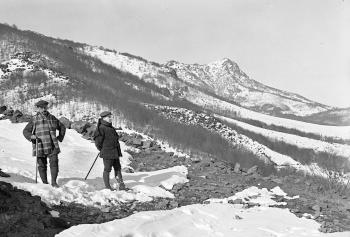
[23,111,66,157]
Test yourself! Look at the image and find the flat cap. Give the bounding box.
[35,100,49,108]
[100,111,112,118]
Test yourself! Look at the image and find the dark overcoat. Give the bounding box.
[94,119,122,159]
[23,111,66,157]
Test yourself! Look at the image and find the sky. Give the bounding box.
[1,0,349,108]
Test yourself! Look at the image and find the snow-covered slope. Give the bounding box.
[82,46,333,118]
[57,186,349,237]
[0,120,188,206]
[81,46,186,97]
[184,88,350,140]
[147,104,301,167]
[217,115,350,158]
[166,59,332,116]
[305,108,350,126]
[0,52,70,108]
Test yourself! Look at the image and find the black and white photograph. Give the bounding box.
[0,0,349,236]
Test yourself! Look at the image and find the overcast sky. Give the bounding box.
[1,0,349,108]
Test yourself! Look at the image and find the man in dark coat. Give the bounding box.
[94,111,125,190]
[23,100,66,187]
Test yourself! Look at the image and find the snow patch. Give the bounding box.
[57,186,349,237]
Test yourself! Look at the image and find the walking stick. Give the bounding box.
[35,138,38,184]
[84,153,100,180]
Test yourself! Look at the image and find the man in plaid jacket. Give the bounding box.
[23,100,66,187]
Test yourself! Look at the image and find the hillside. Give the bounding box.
[1,119,350,236]
[1,23,349,175]
[1,22,350,236]
[305,108,350,126]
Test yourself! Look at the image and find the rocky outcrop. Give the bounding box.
[59,117,72,129]
[0,106,6,114]
[71,121,91,134]
[0,181,69,237]
[0,107,31,123]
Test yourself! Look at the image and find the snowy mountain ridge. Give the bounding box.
[81,45,332,117]
[166,58,332,116]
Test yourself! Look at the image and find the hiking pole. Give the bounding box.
[35,138,38,184]
[84,153,100,180]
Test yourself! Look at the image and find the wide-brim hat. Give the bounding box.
[100,111,112,118]
[35,100,49,108]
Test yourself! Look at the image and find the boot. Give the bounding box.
[51,166,59,188]
[115,171,126,191]
[38,168,48,184]
[103,171,113,190]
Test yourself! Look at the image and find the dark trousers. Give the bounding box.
[103,158,121,176]
[37,153,59,184]
[37,154,59,172]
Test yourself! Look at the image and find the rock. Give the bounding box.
[132,138,143,147]
[247,165,258,174]
[12,110,23,118]
[312,204,322,212]
[10,110,24,123]
[234,215,243,220]
[101,207,112,213]
[169,201,178,208]
[0,169,10,177]
[3,109,14,117]
[155,200,169,209]
[229,199,244,205]
[122,167,134,173]
[233,163,241,173]
[314,211,321,219]
[272,178,283,184]
[0,181,69,235]
[142,140,153,149]
[59,117,72,129]
[0,105,7,114]
[15,114,32,123]
[71,121,91,134]
[84,124,97,139]
[190,157,201,163]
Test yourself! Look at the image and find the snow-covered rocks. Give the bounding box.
[207,186,297,207]
[57,186,349,237]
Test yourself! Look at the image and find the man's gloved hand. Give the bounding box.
[57,135,63,142]
[30,135,37,140]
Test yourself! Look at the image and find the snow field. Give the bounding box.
[57,186,349,237]
[216,114,350,158]
[0,120,188,206]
